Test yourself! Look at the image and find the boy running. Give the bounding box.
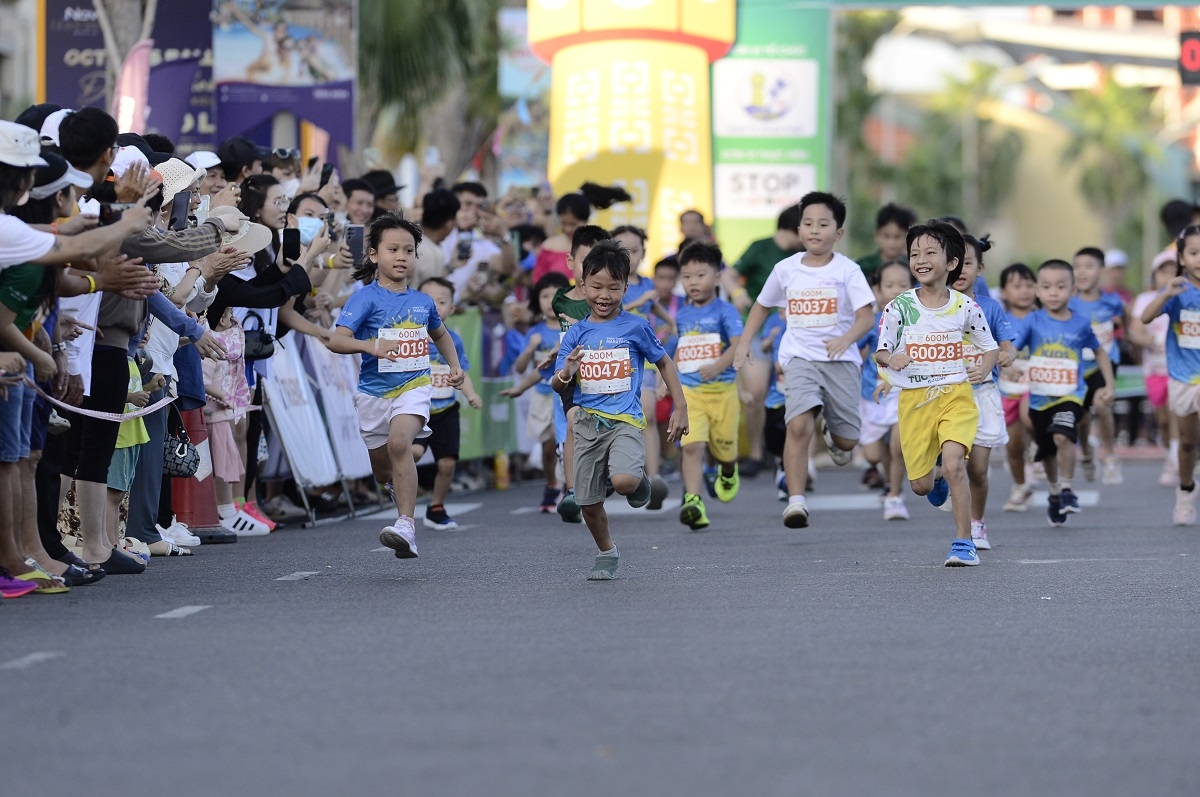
[666,242,744,530]
[1013,260,1114,527]
[553,241,689,580]
[874,219,999,566]
[733,191,875,529]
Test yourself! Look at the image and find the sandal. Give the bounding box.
[147,540,192,557]
[61,563,105,586]
[121,537,151,564]
[97,548,146,575]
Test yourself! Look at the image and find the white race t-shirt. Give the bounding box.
[755,251,874,366]
[876,289,998,390]
[0,215,56,270]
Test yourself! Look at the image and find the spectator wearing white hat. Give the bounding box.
[1103,248,1133,307]
[186,150,228,198]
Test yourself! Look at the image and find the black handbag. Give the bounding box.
[163,406,200,478]
[242,310,275,361]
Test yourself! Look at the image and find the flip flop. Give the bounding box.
[14,571,70,594]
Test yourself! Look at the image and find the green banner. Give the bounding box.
[711,0,831,264]
[446,308,517,460]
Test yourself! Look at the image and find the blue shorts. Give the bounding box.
[0,363,35,462]
[107,445,141,492]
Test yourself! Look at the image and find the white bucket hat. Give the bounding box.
[0,120,50,168]
[208,205,273,253]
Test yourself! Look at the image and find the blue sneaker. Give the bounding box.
[703,465,718,499]
[1059,488,1081,514]
[1047,493,1068,527]
[927,477,949,507]
[944,539,979,567]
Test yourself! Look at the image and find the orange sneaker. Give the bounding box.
[240,500,277,531]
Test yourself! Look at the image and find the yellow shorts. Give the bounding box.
[898,382,978,481]
[681,384,740,463]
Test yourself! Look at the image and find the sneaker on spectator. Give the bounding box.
[221,510,270,537]
[971,519,992,550]
[240,501,277,531]
[156,518,201,547]
[262,495,307,521]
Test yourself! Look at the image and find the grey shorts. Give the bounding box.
[572,410,645,506]
[783,358,862,441]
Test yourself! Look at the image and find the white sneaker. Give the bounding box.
[1101,458,1124,485]
[1173,487,1197,526]
[883,495,909,521]
[1159,457,1179,488]
[971,519,992,550]
[380,516,419,558]
[221,510,270,537]
[823,427,853,467]
[1003,484,1032,512]
[782,499,809,529]
[156,519,202,547]
[262,495,308,521]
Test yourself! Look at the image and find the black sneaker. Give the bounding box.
[1059,488,1081,514]
[1047,494,1067,527]
[423,505,459,530]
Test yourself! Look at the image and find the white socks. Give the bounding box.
[217,503,236,519]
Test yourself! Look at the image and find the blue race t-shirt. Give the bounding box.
[429,328,469,413]
[666,297,743,390]
[624,277,656,319]
[1068,292,1124,375]
[972,293,1015,385]
[1162,285,1200,385]
[555,310,666,428]
[337,282,443,399]
[526,321,560,395]
[858,310,882,401]
[763,311,786,410]
[1012,308,1100,410]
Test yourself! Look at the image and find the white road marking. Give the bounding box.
[1017,558,1160,565]
[371,547,390,552]
[0,651,64,670]
[275,571,320,581]
[154,605,211,619]
[602,498,682,516]
[800,490,1101,512]
[510,507,539,515]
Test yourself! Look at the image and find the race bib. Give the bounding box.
[962,340,986,373]
[377,327,429,373]
[998,358,1030,396]
[1028,354,1077,397]
[1180,309,1200,350]
[903,330,964,378]
[430,362,454,399]
[579,348,632,395]
[786,287,838,328]
[675,333,722,374]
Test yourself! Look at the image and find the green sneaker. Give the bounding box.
[714,464,740,503]
[557,490,582,524]
[588,547,619,580]
[679,493,710,530]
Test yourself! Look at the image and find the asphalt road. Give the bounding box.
[3,460,1198,797]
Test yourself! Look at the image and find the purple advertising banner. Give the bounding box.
[212,1,356,152]
[40,1,215,154]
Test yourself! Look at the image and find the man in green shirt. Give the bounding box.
[722,204,802,314]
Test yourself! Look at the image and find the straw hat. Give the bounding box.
[208,205,273,253]
[156,158,205,205]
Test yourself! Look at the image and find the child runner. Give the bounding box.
[1138,225,1200,525]
[859,260,912,521]
[327,213,465,558]
[1069,247,1125,485]
[1013,260,1113,528]
[551,224,611,524]
[733,191,875,529]
[856,202,917,279]
[667,242,743,530]
[874,219,999,566]
[952,235,1016,550]
[552,240,689,579]
[414,277,482,530]
[613,225,672,509]
[998,263,1038,511]
[1129,251,1178,487]
[500,272,571,512]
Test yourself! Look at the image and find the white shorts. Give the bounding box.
[972,381,1009,449]
[859,393,899,446]
[527,390,555,444]
[353,386,433,450]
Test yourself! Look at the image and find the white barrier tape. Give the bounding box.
[23,376,176,422]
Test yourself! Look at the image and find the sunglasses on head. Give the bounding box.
[273,147,300,160]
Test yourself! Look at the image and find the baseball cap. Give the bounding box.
[217,136,262,174]
[39,108,74,146]
[110,145,150,178]
[185,150,221,170]
[0,120,50,168]
[14,103,63,133]
[1104,248,1129,269]
[29,152,94,200]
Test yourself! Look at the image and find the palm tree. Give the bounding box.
[1058,71,1162,248]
